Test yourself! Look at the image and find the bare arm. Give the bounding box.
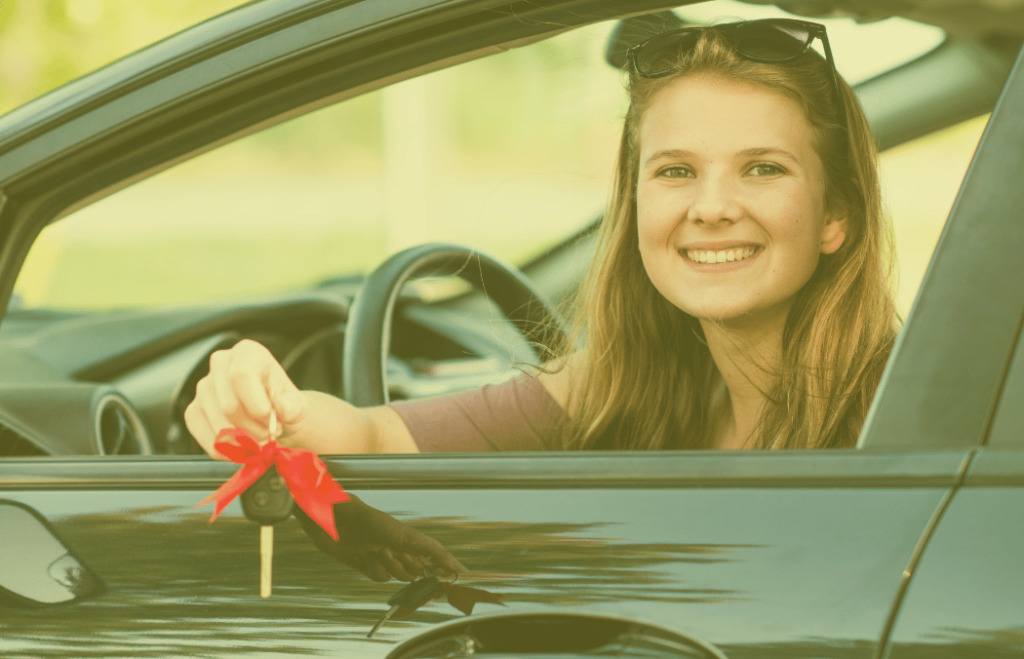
[296,392,419,454]
[184,339,419,459]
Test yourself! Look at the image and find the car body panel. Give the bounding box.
[884,459,1024,658]
[1,451,968,658]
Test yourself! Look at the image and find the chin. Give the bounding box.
[679,304,750,324]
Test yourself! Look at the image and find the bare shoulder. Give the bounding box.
[536,350,586,413]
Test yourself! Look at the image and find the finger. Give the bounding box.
[205,350,263,438]
[400,530,469,575]
[397,552,429,578]
[209,351,263,435]
[424,565,460,582]
[265,363,306,426]
[377,549,417,582]
[193,376,234,438]
[363,553,391,583]
[228,341,305,429]
[183,399,225,460]
[218,342,274,424]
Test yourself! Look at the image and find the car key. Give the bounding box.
[367,576,443,638]
[240,411,294,598]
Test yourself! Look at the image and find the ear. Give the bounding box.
[819,213,848,255]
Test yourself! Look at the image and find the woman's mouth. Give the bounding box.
[682,245,760,265]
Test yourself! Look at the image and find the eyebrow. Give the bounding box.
[643,147,801,167]
[738,147,800,162]
[643,149,696,167]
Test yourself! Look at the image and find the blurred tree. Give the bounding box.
[0,0,248,115]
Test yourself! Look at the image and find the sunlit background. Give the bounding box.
[2,0,986,316]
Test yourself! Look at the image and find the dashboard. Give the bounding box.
[0,283,527,458]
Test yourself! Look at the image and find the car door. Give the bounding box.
[0,451,963,658]
[0,1,1015,658]
[873,37,1024,657]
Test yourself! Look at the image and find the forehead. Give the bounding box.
[638,75,818,160]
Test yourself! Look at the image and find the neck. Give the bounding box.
[700,314,786,450]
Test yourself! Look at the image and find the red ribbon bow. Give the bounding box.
[197,429,349,540]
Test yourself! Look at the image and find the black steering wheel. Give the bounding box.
[342,243,570,407]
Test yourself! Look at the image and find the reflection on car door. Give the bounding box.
[1,451,965,658]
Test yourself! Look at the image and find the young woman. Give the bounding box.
[185,19,898,457]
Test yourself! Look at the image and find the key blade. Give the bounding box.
[367,605,399,638]
[260,525,274,599]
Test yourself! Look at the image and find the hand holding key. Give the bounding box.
[199,408,349,598]
[240,411,294,598]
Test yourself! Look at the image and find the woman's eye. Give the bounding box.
[657,166,693,179]
[748,163,784,177]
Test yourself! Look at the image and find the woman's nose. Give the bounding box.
[685,177,742,225]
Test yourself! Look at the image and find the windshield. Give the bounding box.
[11,3,951,313]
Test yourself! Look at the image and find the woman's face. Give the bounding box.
[636,75,847,331]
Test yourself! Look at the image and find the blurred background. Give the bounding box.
[1,0,987,315]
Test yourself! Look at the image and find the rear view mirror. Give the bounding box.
[0,500,105,607]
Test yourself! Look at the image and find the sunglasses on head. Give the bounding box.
[626,18,843,118]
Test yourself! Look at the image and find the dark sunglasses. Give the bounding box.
[627,19,843,118]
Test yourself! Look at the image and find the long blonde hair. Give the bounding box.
[560,29,898,450]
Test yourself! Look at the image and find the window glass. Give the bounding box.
[878,116,988,315]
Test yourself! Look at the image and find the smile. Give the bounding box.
[682,246,760,264]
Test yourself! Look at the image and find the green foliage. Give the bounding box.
[7,6,623,311]
[0,0,249,115]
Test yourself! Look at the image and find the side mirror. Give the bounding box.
[0,500,106,607]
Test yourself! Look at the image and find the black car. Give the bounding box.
[0,1,1022,657]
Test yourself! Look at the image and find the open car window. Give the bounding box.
[0,3,988,459]
[12,23,626,312]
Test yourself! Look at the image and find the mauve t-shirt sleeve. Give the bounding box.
[387,373,564,452]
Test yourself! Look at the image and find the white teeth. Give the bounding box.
[685,247,757,263]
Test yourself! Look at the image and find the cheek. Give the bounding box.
[771,206,827,279]
[635,185,677,247]
[774,191,826,246]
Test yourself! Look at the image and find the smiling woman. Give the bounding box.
[551,24,896,453]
